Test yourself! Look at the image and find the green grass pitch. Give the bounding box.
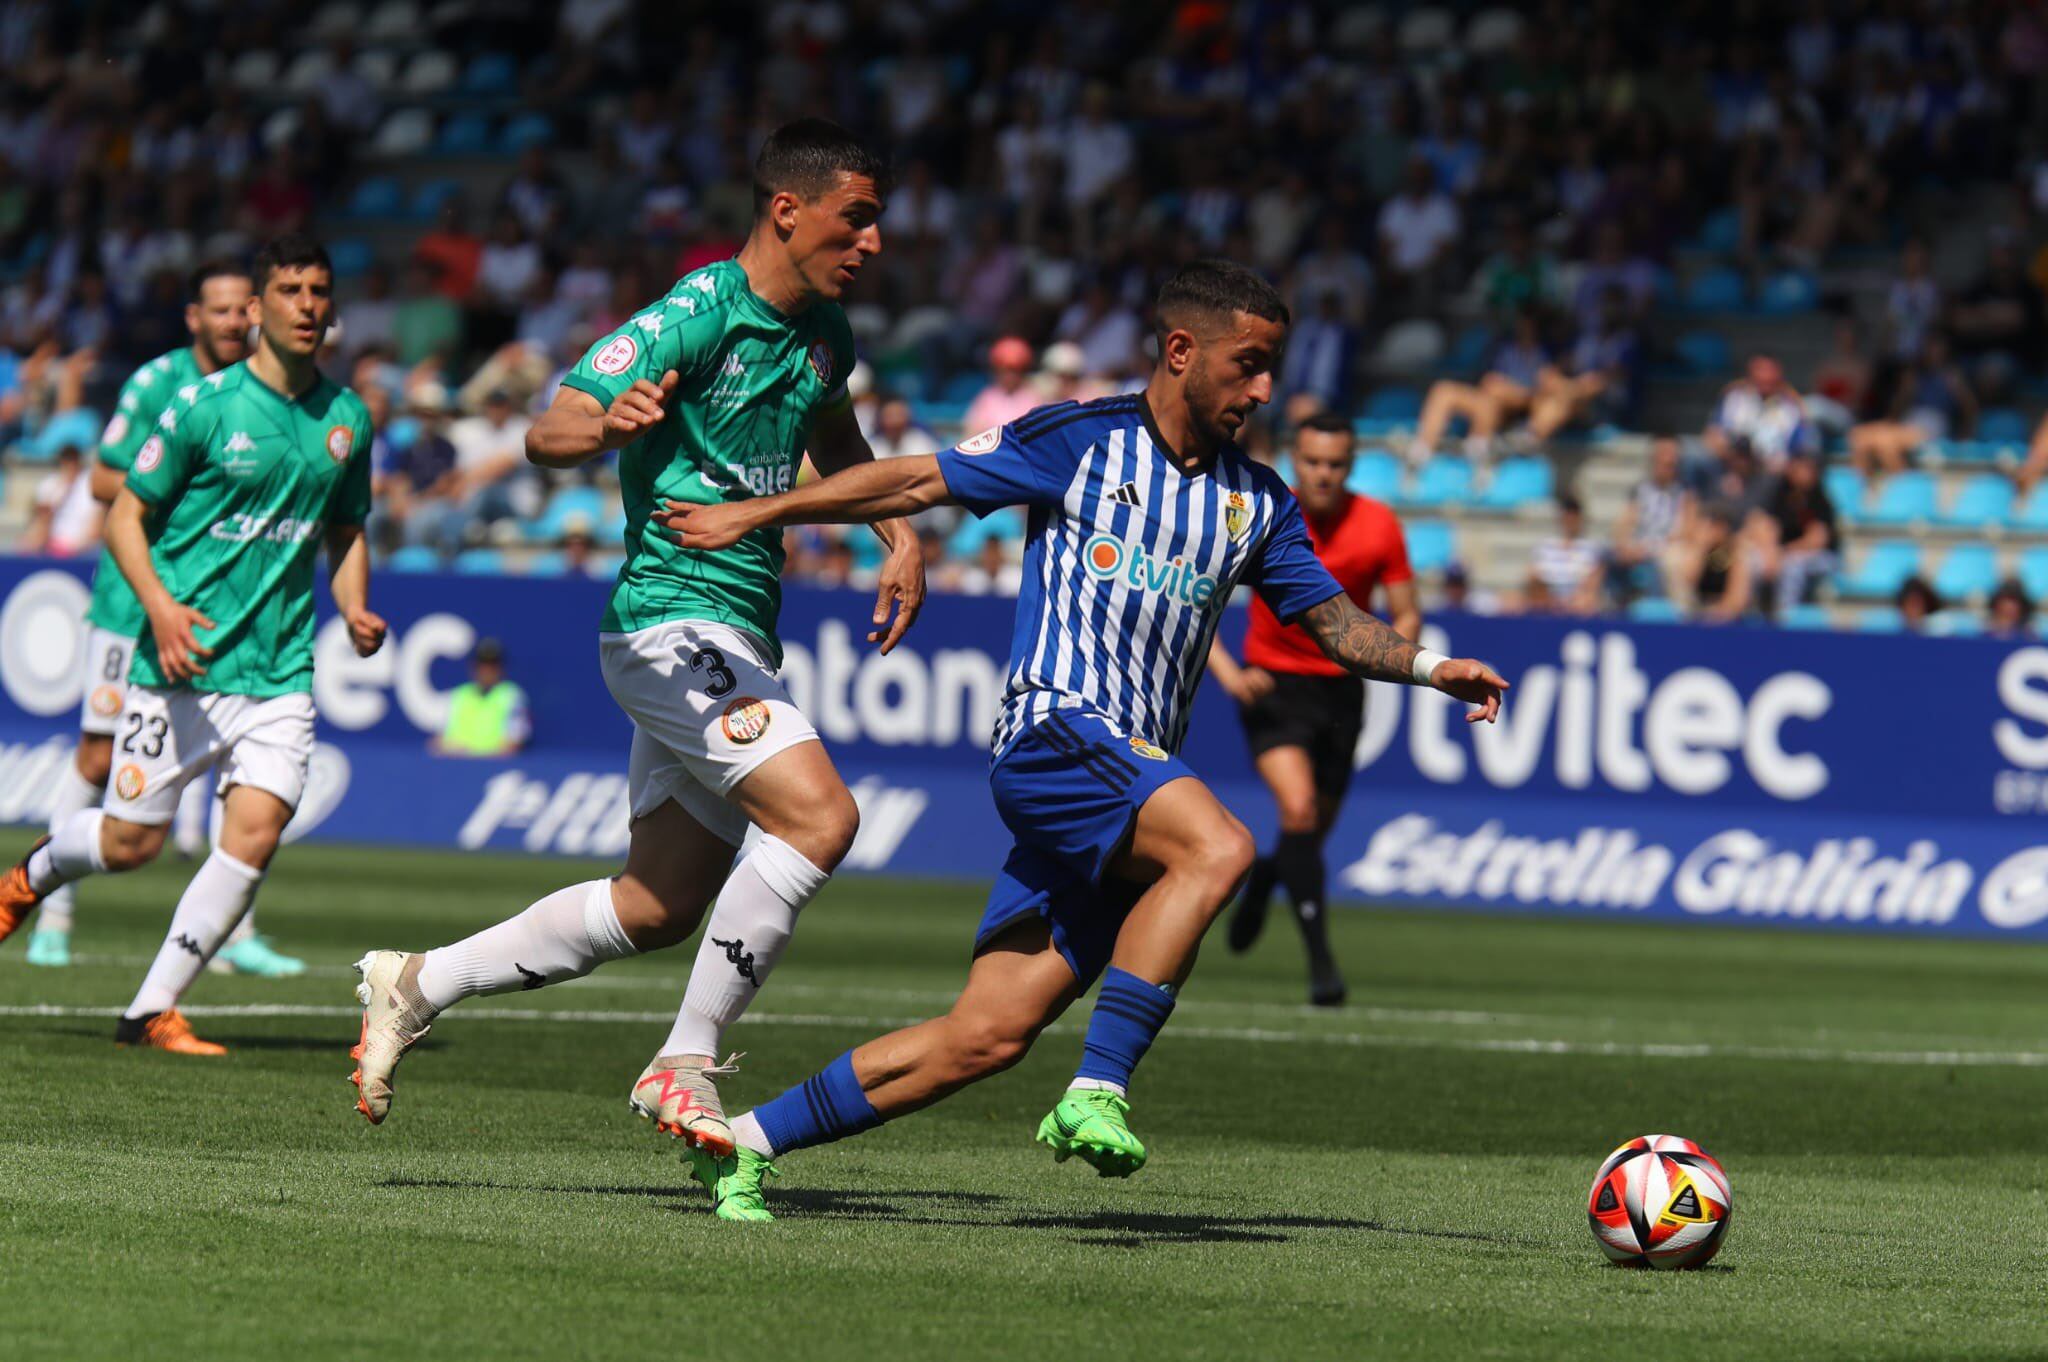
[2,834,2045,1361]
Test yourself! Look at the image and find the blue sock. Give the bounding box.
[1073,966,1176,1092]
[752,1049,884,1155]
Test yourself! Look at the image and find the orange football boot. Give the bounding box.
[115,1009,228,1056]
[0,835,50,946]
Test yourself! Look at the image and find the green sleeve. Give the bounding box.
[330,407,375,527]
[97,370,159,473]
[559,292,721,409]
[124,400,202,506]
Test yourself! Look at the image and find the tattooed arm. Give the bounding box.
[1298,592,1509,723]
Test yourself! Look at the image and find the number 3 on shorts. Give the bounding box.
[686,646,736,698]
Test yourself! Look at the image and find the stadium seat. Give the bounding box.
[281,50,335,96]
[229,50,280,91]
[1836,540,1920,598]
[948,508,1023,557]
[1682,266,1744,312]
[1347,450,1402,500]
[1755,270,1819,314]
[1690,207,1741,254]
[1329,7,1384,49]
[386,545,441,573]
[1397,6,1454,51]
[1940,473,2015,528]
[463,53,519,96]
[1858,607,1905,633]
[1475,456,1552,510]
[1978,408,2030,446]
[326,238,373,279]
[366,0,420,39]
[2019,547,2048,601]
[1404,521,1456,572]
[353,49,399,90]
[1627,596,1682,623]
[1402,456,1473,508]
[525,486,606,542]
[1374,319,1445,372]
[260,108,301,151]
[1444,323,1493,375]
[1675,329,1731,375]
[453,548,507,575]
[402,49,458,95]
[524,551,568,577]
[435,114,493,156]
[1362,387,1423,424]
[1779,603,1834,630]
[1930,610,1984,637]
[2011,485,2048,532]
[371,109,434,158]
[313,2,362,38]
[1823,466,1866,520]
[1933,544,1998,601]
[500,113,554,153]
[344,176,404,220]
[1463,7,1525,55]
[1862,470,1937,526]
[409,177,461,221]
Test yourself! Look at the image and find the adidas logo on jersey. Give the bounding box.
[1108,481,1144,508]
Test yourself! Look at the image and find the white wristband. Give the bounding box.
[1411,649,1448,686]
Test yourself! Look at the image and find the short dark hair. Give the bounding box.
[1296,409,1355,441]
[1558,493,1584,516]
[187,258,251,303]
[1155,259,1289,339]
[251,233,333,290]
[753,118,888,215]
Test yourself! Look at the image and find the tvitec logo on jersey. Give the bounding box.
[1083,535,1219,607]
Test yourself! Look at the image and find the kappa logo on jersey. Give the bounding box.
[957,426,1003,455]
[134,435,165,474]
[178,383,201,405]
[1224,490,1252,542]
[687,273,717,294]
[807,339,833,388]
[1108,481,1144,508]
[721,696,772,744]
[325,425,353,463]
[1083,534,1220,607]
[156,407,178,433]
[115,763,146,800]
[224,431,257,455]
[1129,736,1169,761]
[90,685,122,717]
[101,412,128,445]
[632,311,662,337]
[592,334,638,375]
[721,351,745,379]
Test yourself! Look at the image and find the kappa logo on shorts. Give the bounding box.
[115,763,146,800]
[1128,736,1169,761]
[956,426,1002,455]
[325,425,352,463]
[721,696,772,744]
[592,334,639,375]
[89,685,122,717]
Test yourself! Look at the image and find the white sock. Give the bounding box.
[662,835,829,1059]
[1069,1077,1129,1098]
[124,850,264,1018]
[224,912,257,948]
[415,879,637,1011]
[36,762,103,932]
[28,808,107,896]
[731,1110,775,1157]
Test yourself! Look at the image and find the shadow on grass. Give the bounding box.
[377,1175,1514,1248]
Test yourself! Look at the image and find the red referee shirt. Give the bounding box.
[1241,492,1412,677]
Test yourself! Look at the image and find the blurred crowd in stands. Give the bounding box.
[6,0,2048,633]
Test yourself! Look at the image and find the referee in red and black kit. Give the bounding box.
[1206,411,1421,1006]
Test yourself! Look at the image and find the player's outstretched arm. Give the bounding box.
[325,523,388,658]
[657,453,953,550]
[525,373,680,469]
[806,402,925,653]
[106,488,212,682]
[1298,592,1508,723]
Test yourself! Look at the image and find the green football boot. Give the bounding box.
[686,1144,778,1222]
[25,926,70,967]
[1035,1087,1148,1177]
[209,934,306,977]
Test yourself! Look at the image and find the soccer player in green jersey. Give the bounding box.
[0,234,387,1054]
[349,120,924,1154]
[22,261,304,976]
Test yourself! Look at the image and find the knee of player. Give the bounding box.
[100,819,165,872]
[1202,817,1258,890]
[1275,795,1320,835]
[791,788,860,873]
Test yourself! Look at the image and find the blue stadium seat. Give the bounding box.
[940,372,983,404]
[435,113,493,156]
[524,551,568,577]
[947,507,1023,556]
[1823,466,1866,521]
[409,177,461,221]
[2012,486,2048,532]
[453,548,507,575]
[1779,603,1834,630]
[1978,408,2030,446]
[1362,386,1423,424]
[500,112,554,153]
[525,486,606,542]
[1401,456,1473,508]
[1836,540,1920,598]
[1445,324,1493,374]
[1682,266,1744,312]
[1930,610,1984,637]
[1858,607,1905,633]
[1755,270,1819,315]
[462,52,518,96]
[1347,450,1402,500]
[1862,471,1937,526]
[1404,521,1456,572]
[1475,456,1552,510]
[1940,473,2015,528]
[1675,329,1731,375]
[326,238,373,279]
[386,545,441,573]
[1933,544,1998,600]
[1627,596,1682,623]
[2019,547,2048,601]
[1691,207,1740,254]
[343,176,403,219]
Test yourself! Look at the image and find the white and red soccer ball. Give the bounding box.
[1586,1134,1731,1270]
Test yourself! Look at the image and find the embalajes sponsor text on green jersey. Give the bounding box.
[560,258,857,661]
[125,362,373,697]
[86,347,207,637]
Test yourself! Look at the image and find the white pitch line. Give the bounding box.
[4,1002,2046,1069]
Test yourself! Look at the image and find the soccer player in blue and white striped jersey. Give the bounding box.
[658,260,1508,1219]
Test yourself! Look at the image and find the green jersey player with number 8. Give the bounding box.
[348,120,927,1161]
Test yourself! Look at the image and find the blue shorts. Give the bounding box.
[973,707,1196,985]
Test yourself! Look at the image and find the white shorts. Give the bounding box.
[103,687,317,826]
[77,626,135,738]
[598,619,819,847]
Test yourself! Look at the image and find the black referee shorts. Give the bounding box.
[1236,671,1367,803]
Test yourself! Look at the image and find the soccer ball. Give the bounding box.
[1586,1134,1732,1269]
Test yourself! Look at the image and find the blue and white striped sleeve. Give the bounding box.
[936,422,1083,519]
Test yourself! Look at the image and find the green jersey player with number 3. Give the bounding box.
[0,234,387,1055]
[348,120,926,1160]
